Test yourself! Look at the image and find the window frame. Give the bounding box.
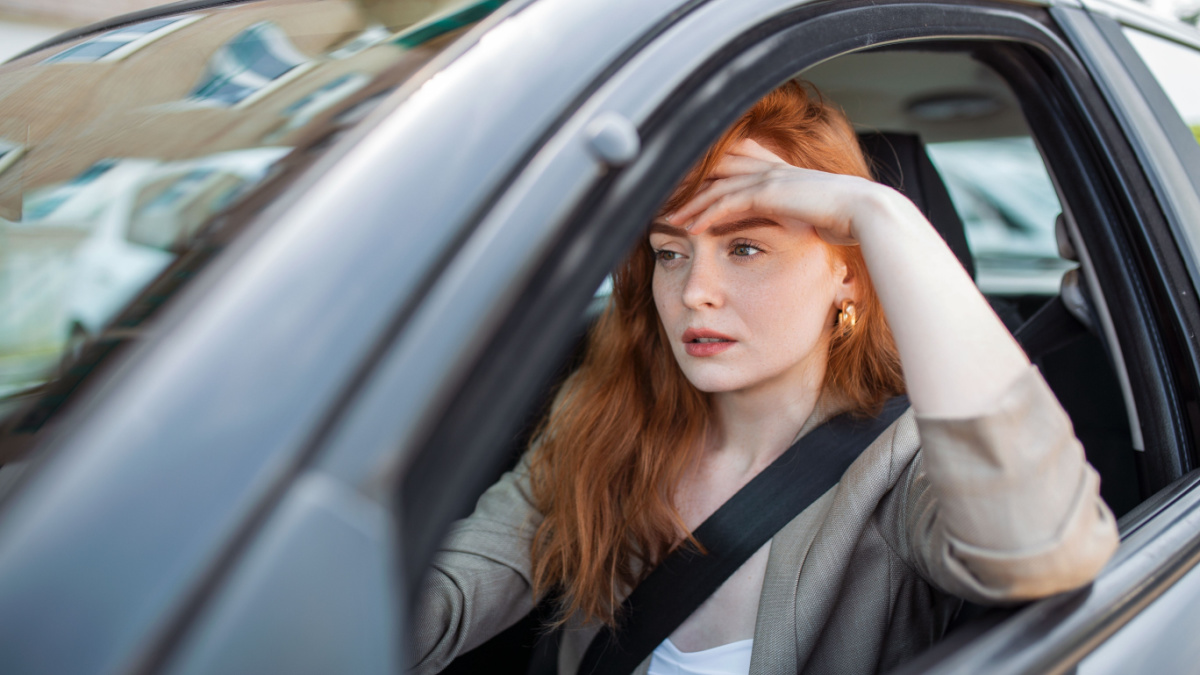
[1054,4,1200,490]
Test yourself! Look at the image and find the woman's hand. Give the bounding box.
[665,139,915,246]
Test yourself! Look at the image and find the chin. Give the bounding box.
[676,361,764,394]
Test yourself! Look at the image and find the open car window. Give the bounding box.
[427,39,1150,673]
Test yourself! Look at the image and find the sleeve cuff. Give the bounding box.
[912,365,1119,601]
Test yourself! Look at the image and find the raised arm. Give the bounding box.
[668,138,1118,599]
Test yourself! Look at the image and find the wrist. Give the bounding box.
[851,183,932,242]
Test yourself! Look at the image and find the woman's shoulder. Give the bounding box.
[838,404,922,492]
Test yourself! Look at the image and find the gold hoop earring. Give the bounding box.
[837,301,857,337]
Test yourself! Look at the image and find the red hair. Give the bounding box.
[528,81,904,626]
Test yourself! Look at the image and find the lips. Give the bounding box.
[681,328,737,357]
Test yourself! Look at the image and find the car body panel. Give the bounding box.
[1076,532,1200,674]
[163,474,398,675]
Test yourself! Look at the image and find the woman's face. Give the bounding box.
[649,215,854,395]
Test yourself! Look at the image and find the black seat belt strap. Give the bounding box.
[577,395,909,675]
[1013,294,1090,360]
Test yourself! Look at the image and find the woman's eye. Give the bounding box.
[654,249,682,262]
[731,243,763,257]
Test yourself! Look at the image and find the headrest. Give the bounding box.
[857,132,976,279]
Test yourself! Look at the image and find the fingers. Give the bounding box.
[706,140,787,178]
[667,173,764,229]
[707,154,772,179]
[683,189,761,235]
[664,138,846,236]
[709,154,763,177]
[667,139,789,226]
[728,138,787,164]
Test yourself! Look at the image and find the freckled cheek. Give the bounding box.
[652,271,683,325]
[733,260,835,346]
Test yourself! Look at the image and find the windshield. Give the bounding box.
[0,0,504,442]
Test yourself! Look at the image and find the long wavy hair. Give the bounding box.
[528,80,905,627]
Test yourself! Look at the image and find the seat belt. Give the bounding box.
[575,395,910,675]
[1011,270,1095,360]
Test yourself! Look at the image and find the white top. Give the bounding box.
[646,638,754,675]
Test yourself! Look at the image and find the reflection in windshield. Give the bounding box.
[41,15,203,64]
[0,0,507,436]
[189,21,312,108]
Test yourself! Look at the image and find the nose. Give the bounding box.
[681,250,725,310]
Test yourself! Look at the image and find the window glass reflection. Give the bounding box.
[42,15,204,64]
[0,0,507,435]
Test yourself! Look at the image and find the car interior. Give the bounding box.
[428,38,1147,674]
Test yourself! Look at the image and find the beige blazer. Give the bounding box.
[411,366,1119,674]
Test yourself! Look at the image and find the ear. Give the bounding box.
[831,256,858,307]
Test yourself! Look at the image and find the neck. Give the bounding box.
[706,357,827,474]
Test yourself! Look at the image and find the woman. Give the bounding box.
[411,81,1119,675]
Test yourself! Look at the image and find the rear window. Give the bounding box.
[926,137,1069,296]
[0,0,504,437]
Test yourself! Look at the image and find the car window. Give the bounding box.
[927,137,1072,296]
[1123,27,1200,149]
[0,0,504,440]
[390,2,1200,669]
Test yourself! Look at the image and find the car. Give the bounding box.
[0,0,1199,673]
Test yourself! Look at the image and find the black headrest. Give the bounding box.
[857,132,976,279]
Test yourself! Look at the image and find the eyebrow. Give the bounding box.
[648,217,782,237]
